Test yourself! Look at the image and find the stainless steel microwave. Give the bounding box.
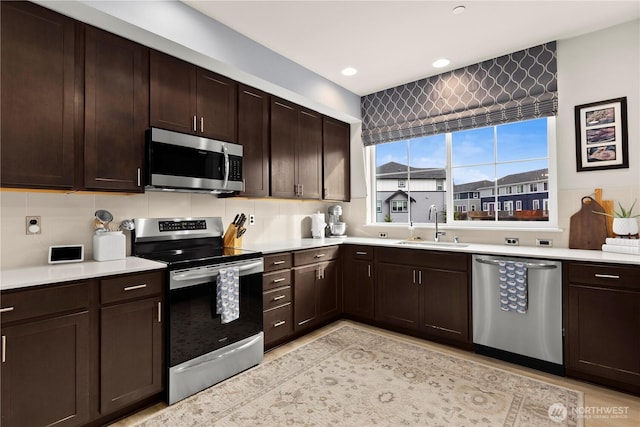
[146,128,243,193]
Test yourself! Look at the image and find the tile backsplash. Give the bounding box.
[0,191,337,269]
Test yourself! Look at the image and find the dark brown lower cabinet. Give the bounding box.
[293,247,341,332]
[565,262,640,394]
[1,311,90,427]
[375,248,471,346]
[342,245,375,321]
[100,297,163,414]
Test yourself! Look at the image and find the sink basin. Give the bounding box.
[396,240,469,248]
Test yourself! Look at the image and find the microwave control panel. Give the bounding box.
[229,156,242,181]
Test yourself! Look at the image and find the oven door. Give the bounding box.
[167,258,263,368]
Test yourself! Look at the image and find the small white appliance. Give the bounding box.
[327,205,347,237]
[311,212,326,238]
[93,231,126,261]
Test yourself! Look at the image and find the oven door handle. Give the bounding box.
[172,260,264,281]
[222,143,229,190]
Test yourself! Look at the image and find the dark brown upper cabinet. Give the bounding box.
[322,117,351,201]
[84,27,148,192]
[270,97,322,199]
[238,85,270,197]
[150,50,238,142]
[1,1,78,190]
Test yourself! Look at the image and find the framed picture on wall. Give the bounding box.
[575,97,628,172]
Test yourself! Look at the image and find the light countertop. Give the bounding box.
[3,237,638,292]
[1,257,166,291]
[247,237,640,265]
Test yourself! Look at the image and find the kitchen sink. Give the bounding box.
[395,240,469,248]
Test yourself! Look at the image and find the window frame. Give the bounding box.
[367,117,558,230]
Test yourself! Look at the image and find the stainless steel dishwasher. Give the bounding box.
[472,254,564,375]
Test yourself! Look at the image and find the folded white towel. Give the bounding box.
[605,237,640,247]
[602,244,640,255]
[216,267,240,323]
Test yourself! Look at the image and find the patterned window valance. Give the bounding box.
[361,42,557,146]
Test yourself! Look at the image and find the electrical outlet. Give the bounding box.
[379,232,388,239]
[504,237,519,246]
[249,214,255,225]
[536,238,553,247]
[26,216,41,235]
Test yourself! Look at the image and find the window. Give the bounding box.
[391,200,408,212]
[533,200,540,210]
[376,200,382,213]
[397,180,405,188]
[370,117,555,227]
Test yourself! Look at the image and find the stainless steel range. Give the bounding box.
[132,217,264,404]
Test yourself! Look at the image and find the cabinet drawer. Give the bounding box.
[293,246,339,266]
[263,286,292,311]
[566,263,640,290]
[263,303,293,344]
[0,282,89,324]
[101,271,163,305]
[264,252,292,273]
[343,245,373,260]
[376,247,469,271]
[263,269,292,291]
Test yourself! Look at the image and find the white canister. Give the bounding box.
[93,231,126,261]
[311,212,326,238]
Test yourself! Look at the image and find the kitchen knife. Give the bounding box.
[237,227,246,238]
[237,213,246,228]
[232,214,240,225]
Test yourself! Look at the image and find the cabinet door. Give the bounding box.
[297,109,322,199]
[343,259,375,320]
[150,50,197,134]
[270,98,298,198]
[293,264,317,330]
[196,68,237,142]
[421,268,470,343]
[316,260,340,320]
[239,85,269,197]
[84,27,148,192]
[322,117,350,201]
[1,2,77,189]
[567,284,640,388]
[100,297,163,414]
[375,263,420,329]
[1,312,90,427]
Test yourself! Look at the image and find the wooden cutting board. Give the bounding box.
[569,196,608,249]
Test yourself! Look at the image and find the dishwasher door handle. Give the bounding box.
[474,257,557,270]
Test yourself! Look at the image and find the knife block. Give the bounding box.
[223,224,243,248]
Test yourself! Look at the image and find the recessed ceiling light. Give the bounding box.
[432,58,450,68]
[452,5,466,15]
[341,67,358,76]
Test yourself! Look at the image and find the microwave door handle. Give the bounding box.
[222,143,229,190]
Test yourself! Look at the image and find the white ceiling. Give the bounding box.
[182,0,639,96]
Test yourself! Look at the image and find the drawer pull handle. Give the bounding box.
[273,320,286,327]
[315,253,326,258]
[0,307,15,314]
[272,295,285,301]
[273,278,286,283]
[356,251,368,255]
[124,284,147,291]
[158,302,162,323]
[594,273,620,279]
[368,264,371,278]
[1,335,5,363]
[273,260,286,265]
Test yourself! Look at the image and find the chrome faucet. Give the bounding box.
[429,204,446,242]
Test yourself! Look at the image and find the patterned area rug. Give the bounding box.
[135,324,583,426]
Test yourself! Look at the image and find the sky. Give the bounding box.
[375,118,549,184]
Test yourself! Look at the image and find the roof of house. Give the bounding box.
[376,161,445,180]
[384,190,417,203]
[453,168,548,192]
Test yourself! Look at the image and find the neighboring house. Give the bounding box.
[453,168,549,221]
[375,162,446,223]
